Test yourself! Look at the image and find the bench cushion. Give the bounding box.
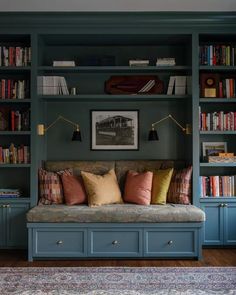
[27,204,205,223]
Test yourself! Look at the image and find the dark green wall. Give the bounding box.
[46,100,191,161]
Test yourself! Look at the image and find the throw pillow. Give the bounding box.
[151,168,174,205]
[81,169,123,207]
[167,166,193,204]
[38,168,64,205]
[123,170,153,205]
[59,169,87,205]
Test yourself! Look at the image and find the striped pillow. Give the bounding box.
[38,168,65,205]
[167,166,192,205]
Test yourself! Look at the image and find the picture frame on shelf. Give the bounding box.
[91,110,139,150]
[202,141,227,161]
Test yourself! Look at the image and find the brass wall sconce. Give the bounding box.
[148,114,191,141]
[37,115,81,141]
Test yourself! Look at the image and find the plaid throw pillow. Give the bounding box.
[38,168,65,205]
[167,166,192,204]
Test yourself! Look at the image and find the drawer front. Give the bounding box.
[33,228,86,257]
[89,229,142,257]
[144,229,196,257]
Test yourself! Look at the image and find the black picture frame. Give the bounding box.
[91,110,139,150]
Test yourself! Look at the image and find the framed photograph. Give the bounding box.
[202,142,227,160]
[91,110,139,150]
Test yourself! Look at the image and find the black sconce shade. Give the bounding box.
[148,129,159,141]
[72,130,82,141]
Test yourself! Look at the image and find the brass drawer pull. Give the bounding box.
[112,240,118,245]
[56,240,63,245]
[168,240,173,245]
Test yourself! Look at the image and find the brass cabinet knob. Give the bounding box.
[224,203,228,207]
[220,203,224,207]
[168,240,173,245]
[56,240,63,245]
[112,240,118,245]
[6,204,10,208]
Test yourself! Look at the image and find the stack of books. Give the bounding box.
[167,76,192,95]
[0,189,20,198]
[129,59,149,67]
[37,76,69,95]
[156,58,176,66]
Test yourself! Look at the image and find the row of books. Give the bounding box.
[200,175,236,197]
[37,76,69,95]
[129,58,176,67]
[199,109,236,131]
[0,108,30,131]
[0,144,30,164]
[0,46,31,67]
[199,44,235,66]
[0,79,30,99]
[167,76,192,95]
[0,189,20,198]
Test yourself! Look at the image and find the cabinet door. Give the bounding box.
[201,203,223,245]
[0,206,6,247]
[6,203,29,248]
[224,203,236,245]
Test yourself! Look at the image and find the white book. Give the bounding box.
[53,61,75,67]
[174,76,187,95]
[167,76,176,95]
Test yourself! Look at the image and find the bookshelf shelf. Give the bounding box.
[0,164,31,168]
[0,99,31,103]
[0,131,31,135]
[38,65,191,73]
[199,131,236,135]
[199,98,236,103]
[200,197,236,201]
[199,66,236,71]
[0,197,30,202]
[200,162,236,167]
[0,66,31,71]
[39,94,191,102]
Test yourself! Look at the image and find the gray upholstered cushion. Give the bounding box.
[27,204,205,223]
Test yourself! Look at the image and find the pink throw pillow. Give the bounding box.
[123,170,153,205]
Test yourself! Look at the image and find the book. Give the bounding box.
[167,76,175,95]
[156,58,176,66]
[53,61,75,67]
[129,59,149,66]
[175,76,187,95]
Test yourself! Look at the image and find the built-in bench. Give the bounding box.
[27,160,205,261]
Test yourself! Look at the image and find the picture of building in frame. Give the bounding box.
[91,110,139,150]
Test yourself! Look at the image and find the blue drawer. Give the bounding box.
[89,228,142,257]
[144,229,196,257]
[33,228,86,257]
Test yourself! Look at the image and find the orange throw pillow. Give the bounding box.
[60,171,87,205]
[124,170,153,205]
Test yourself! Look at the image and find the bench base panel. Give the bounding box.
[27,223,203,261]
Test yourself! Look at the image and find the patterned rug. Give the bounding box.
[0,267,235,295]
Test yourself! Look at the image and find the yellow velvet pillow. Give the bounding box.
[81,169,123,207]
[151,168,174,205]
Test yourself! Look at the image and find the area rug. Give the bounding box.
[0,267,235,295]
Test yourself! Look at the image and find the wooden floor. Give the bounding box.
[0,248,236,267]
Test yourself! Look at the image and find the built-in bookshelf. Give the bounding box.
[199,34,236,245]
[0,12,235,248]
[0,34,31,203]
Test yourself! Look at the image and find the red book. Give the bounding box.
[11,110,15,131]
[219,81,223,98]
[7,79,11,99]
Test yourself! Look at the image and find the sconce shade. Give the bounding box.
[148,129,159,141]
[72,130,82,141]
